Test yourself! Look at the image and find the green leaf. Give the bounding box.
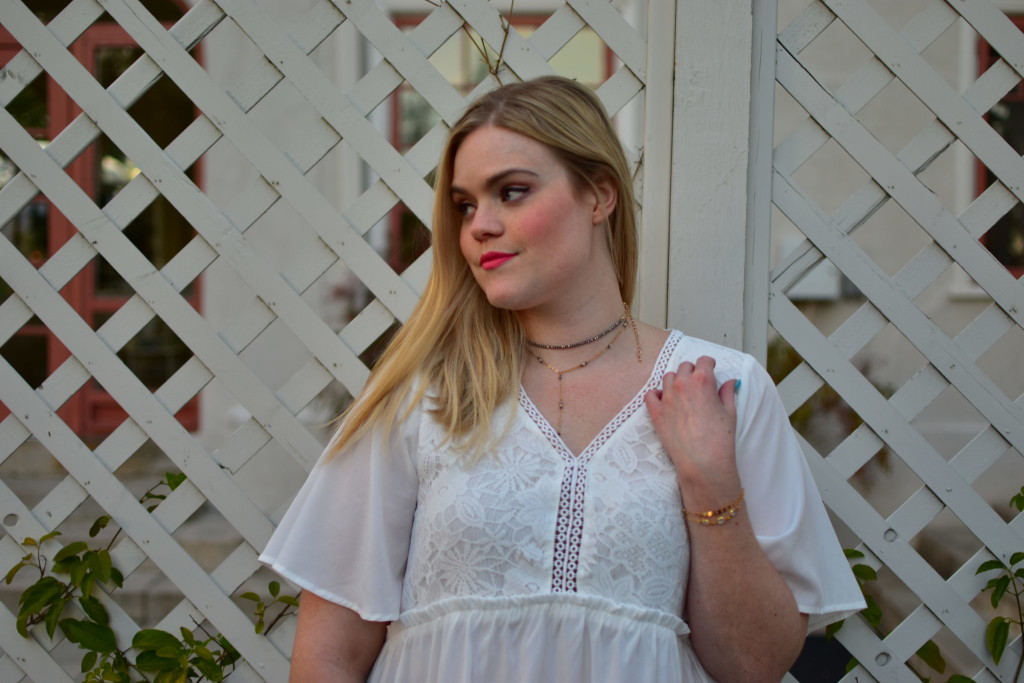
[4,561,28,585]
[255,619,265,634]
[986,617,1011,664]
[278,595,299,607]
[18,576,66,615]
[53,542,88,563]
[39,530,61,544]
[22,537,37,547]
[845,657,859,673]
[977,559,1006,575]
[81,650,98,672]
[165,472,186,490]
[193,654,223,681]
[915,639,945,673]
[88,516,111,538]
[79,596,109,627]
[134,651,179,673]
[947,676,976,683]
[155,645,181,660]
[269,581,280,597]
[992,575,1011,609]
[44,596,66,639]
[862,594,882,627]
[852,564,877,582]
[1011,552,1024,566]
[67,560,87,588]
[179,627,196,646]
[217,635,239,663]
[238,592,260,602]
[133,629,182,652]
[59,618,117,653]
[844,548,865,560]
[52,554,81,577]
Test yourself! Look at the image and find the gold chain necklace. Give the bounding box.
[530,323,626,437]
[528,305,638,438]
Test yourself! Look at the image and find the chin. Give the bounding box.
[480,288,532,312]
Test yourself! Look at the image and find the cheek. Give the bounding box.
[458,226,473,263]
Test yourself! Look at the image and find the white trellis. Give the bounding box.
[0,0,1022,680]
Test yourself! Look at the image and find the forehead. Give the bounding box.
[451,126,563,187]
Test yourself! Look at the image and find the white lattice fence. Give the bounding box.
[772,0,1024,680]
[0,0,653,680]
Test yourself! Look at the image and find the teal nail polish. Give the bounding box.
[733,379,742,393]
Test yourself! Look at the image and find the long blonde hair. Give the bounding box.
[327,76,639,458]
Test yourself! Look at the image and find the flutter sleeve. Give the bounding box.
[734,356,866,632]
[258,402,421,622]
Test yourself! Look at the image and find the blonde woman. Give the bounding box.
[261,76,864,682]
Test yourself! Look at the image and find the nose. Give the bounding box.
[467,202,503,241]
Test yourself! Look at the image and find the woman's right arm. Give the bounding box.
[289,590,388,682]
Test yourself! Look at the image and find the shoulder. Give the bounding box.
[664,330,758,379]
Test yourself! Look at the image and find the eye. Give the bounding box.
[454,200,475,217]
[501,186,528,202]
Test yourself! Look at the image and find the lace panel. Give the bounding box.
[520,332,683,593]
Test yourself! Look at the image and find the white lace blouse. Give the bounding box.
[260,331,864,682]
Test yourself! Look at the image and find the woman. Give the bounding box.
[260,76,864,682]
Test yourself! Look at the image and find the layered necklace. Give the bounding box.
[527,303,642,437]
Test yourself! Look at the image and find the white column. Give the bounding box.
[669,0,772,358]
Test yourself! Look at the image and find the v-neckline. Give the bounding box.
[518,330,682,462]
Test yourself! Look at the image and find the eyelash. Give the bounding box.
[501,186,528,202]
[455,185,529,216]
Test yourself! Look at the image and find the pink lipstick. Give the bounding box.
[480,252,515,270]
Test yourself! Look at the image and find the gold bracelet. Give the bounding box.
[683,489,745,526]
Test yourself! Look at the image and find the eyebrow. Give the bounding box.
[450,168,538,197]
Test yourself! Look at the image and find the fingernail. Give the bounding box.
[733,379,742,393]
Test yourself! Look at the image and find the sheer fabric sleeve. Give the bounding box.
[734,356,866,632]
[258,403,421,622]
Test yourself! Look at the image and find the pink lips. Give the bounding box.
[480,252,515,270]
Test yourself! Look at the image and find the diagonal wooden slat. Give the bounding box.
[0,360,290,680]
[776,44,1024,337]
[564,0,645,78]
[0,2,381,399]
[773,168,1024,485]
[0,110,325,471]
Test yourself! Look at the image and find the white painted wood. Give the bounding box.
[668,0,753,349]
[743,0,778,361]
[3,0,1024,679]
[636,0,674,326]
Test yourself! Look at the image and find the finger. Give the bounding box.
[695,355,717,372]
[644,390,664,421]
[676,361,695,374]
[718,378,738,410]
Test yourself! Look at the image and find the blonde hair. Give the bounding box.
[327,76,638,458]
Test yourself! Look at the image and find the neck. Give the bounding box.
[517,295,627,350]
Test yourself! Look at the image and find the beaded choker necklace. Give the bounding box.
[528,303,643,437]
[526,315,623,350]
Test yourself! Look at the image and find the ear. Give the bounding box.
[590,178,618,225]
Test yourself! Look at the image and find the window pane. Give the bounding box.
[6,72,48,131]
[985,100,1024,268]
[1,329,47,388]
[1,202,49,267]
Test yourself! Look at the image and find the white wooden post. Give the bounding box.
[668,0,773,360]
[636,0,676,327]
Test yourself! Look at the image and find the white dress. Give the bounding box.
[260,331,865,682]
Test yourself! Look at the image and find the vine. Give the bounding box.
[831,487,1024,682]
[5,473,296,682]
[425,0,516,78]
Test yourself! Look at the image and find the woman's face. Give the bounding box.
[452,126,616,313]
